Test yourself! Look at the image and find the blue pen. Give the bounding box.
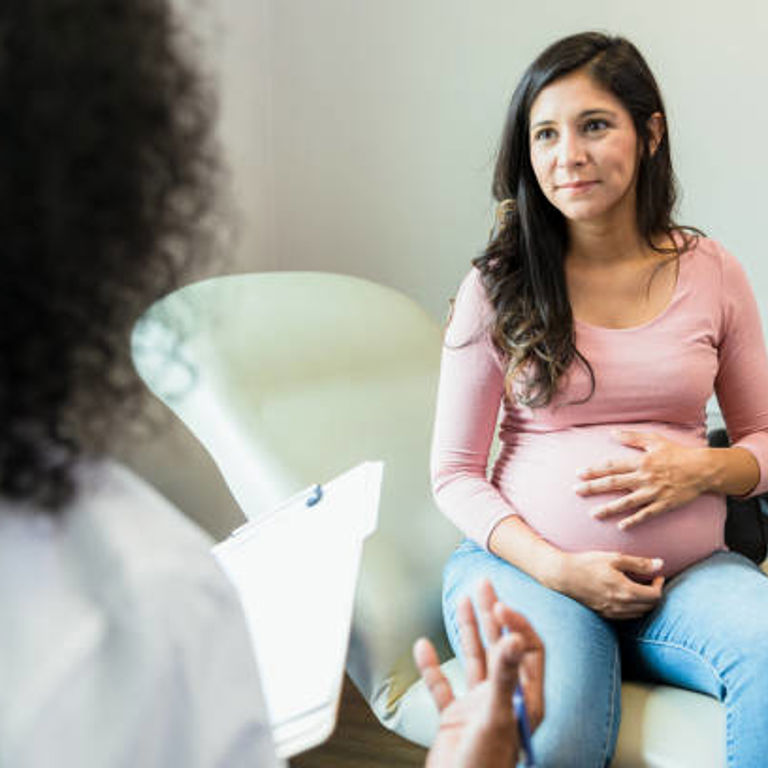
[513,682,536,767]
[501,623,536,766]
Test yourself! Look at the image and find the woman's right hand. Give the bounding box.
[557,551,665,619]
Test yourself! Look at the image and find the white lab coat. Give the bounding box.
[0,460,283,768]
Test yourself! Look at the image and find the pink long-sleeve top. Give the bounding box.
[430,237,768,577]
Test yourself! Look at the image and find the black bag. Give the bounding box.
[709,429,768,564]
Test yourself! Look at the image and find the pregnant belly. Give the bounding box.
[496,423,726,577]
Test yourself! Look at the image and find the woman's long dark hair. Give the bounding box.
[474,32,695,407]
[0,0,219,509]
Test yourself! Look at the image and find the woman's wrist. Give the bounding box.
[488,516,568,590]
[699,446,760,496]
[539,549,571,592]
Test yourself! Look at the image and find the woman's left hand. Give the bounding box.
[574,430,710,530]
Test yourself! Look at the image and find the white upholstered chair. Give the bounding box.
[132,271,729,766]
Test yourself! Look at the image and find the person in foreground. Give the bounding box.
[0,2,541,767]
[0,1,281,766]
[415,579,544,768]
[431,31,768,765]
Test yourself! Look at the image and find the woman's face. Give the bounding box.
[528,69,642,226]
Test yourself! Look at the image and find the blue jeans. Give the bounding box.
[443,540,768,767]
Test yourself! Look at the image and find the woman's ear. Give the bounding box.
[647,112,665,156]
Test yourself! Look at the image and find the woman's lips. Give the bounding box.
[558,180,599,191]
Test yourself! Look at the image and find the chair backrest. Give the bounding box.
[132,271,460,735]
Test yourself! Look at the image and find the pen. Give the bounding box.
[513,682,536,767]
[500,623,536,766]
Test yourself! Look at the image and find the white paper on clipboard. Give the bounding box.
[211,461,382,757]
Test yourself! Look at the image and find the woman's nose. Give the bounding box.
[557,130,587,168]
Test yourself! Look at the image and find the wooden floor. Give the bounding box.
[290,676,428,767]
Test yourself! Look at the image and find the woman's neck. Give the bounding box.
[566,217,649,266]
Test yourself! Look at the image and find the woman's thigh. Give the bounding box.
[618,551,768,766]
[443,539,621,768]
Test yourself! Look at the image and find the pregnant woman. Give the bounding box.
[432,32,768,766]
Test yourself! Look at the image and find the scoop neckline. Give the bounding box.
[574,248,688,334]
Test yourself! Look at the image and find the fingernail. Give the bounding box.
[590,508,603,518]
[652,558,664,569]
[574,483,587,494]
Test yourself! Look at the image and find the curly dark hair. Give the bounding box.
[474,32,700,408]
[0,0,220,509]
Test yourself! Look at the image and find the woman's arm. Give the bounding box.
[430,268,520,547]
[712,246,768,495]
[699,447,760,496]
[487,516,565,588]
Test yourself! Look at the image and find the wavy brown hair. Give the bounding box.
[0,0,219,509]
[473,32,699,407]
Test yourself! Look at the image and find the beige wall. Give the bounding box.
[219,0,768,317]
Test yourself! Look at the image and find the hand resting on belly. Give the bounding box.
[496,423,727,578]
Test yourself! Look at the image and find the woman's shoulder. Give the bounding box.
[680,232,738,268]
[679,233,747,290]
[456,265,491,302]
[444,266,495,347]
[679,234,758,332]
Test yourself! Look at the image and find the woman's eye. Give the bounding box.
[533,127,556,142]
[583,118,609,133]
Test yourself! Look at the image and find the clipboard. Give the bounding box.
[212,461,382,758]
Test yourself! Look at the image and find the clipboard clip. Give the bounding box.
[305,484,323,507]
[229,482,325,538]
